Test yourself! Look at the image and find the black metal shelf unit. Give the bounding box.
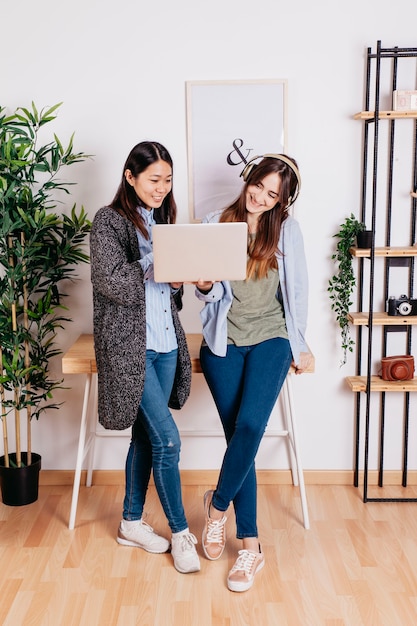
[353,41,417,502]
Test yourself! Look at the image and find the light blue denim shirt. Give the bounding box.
[195,210,309,365]
[136,206,177,353]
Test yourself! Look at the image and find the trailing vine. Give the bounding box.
[328,214,365,366]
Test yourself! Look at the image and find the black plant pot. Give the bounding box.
[356,230,373,249]
[0,453,41,506]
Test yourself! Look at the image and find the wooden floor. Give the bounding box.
[1,482,417,626]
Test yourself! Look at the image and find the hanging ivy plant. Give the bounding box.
[328,214,365,366]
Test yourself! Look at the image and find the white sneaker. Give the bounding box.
[117,519,170,553]
[171,531,201,573]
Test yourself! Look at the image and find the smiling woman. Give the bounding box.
[89,141,200,575]
[193,153,312,593]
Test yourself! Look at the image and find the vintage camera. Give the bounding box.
[380,355,415,381]
[387,294,417,316]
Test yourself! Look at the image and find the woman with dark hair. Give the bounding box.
[195,154,311,591]
[90,141,200,574]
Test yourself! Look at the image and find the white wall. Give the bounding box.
[3,0,417,472]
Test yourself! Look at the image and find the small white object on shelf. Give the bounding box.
[393,90,417,111]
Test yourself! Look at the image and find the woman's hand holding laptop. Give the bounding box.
[194,280,214,293]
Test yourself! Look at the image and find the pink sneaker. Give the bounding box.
[227,549,265,592]
[202,490,227,560]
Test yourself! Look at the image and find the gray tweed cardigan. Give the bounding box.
[90,206,192,430]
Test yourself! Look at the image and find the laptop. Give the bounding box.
[152,222,248,283]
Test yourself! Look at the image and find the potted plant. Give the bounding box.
[328,214,369,366]
[356,228,373,249]
[0,102,91,505]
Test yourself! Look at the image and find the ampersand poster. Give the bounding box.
[186,79,287,221]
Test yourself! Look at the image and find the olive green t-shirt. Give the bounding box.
[227,269,288,346]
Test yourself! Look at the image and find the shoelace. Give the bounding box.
[138,519,155,534]
[178,532,198,551]
[206,517,227,544]
[230,550,258,576]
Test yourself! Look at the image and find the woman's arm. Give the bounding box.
[194,280,225,302]
[90,207,145,306]
[280,217,309,366]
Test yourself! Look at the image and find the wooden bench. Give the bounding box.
[62,334,314,530]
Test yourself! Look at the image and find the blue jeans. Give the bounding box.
[200,338,292,539]
[123,349,188,534]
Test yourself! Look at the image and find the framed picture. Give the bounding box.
[186,79,287,221]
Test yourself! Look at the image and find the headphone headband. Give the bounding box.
[240,153,301,208]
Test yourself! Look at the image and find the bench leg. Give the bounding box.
[86,375,98,487]
[68,373,95,529]
[281,375,310,530]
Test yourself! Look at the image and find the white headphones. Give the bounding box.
[240,153,301,207]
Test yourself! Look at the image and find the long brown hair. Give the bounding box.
[110,141,177,237]
[220,156,299,279]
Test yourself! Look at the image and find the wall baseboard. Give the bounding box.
[39,469,417,487]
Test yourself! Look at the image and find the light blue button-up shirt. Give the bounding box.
[136,206,177,353]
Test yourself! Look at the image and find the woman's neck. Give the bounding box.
[246,214,258,235]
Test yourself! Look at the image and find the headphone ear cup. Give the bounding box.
[240,162,256,181]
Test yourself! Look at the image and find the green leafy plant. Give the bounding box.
[0,102,91,468]
[328,214,365,366]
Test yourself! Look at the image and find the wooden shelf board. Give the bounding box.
[350,246,417,257]
[354,110,417,120]
[346,375,417,392]
[348,312,417,326]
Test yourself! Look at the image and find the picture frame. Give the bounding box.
[186,79,287,221]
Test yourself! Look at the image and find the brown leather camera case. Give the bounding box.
[380,355,415,381]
